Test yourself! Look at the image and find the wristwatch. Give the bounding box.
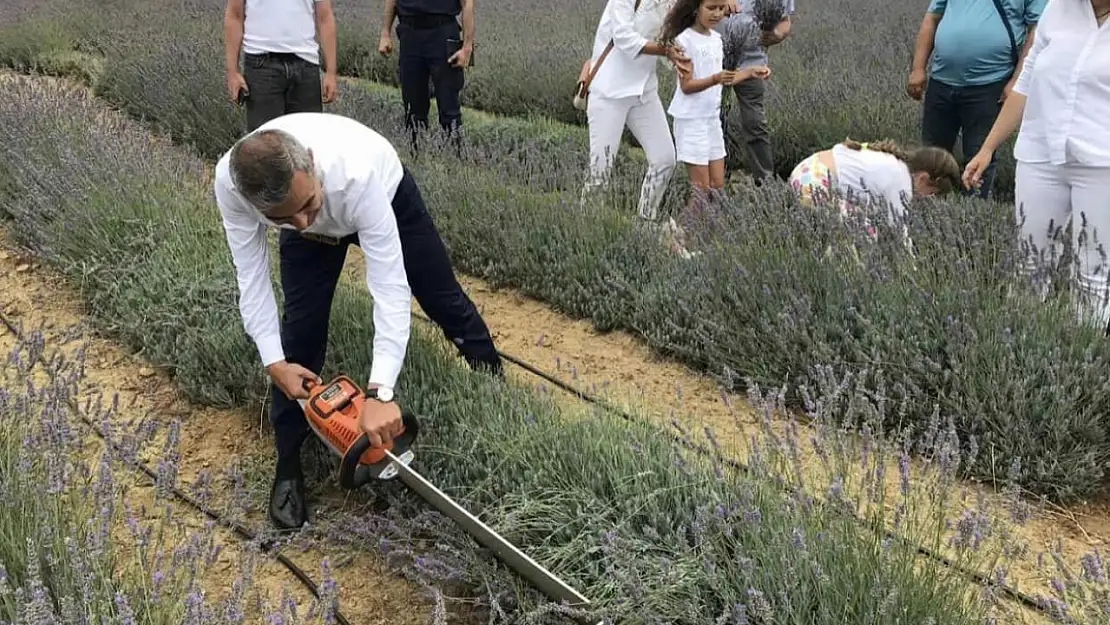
[367,385,394,403]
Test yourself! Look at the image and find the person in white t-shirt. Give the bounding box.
[224,0,339,132]
[788,139,960,240]
[659,0,770,256]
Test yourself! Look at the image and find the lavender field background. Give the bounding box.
[0,72,1051,625]
[0,0,1015,193]
[0,0,1109,623]
[0,0,1095,501]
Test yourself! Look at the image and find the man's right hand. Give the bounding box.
[907,68,927,101]
[378,33,393,57]
[267,360,321,400]
[227,71,248,104]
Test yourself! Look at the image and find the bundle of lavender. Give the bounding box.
[751,0,787,32]
[719,14,760,70]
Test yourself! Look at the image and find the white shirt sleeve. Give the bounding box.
[1012,8,1050,97]
[609,0,649,58]
[214,175,286,368]
[349,179,412,390]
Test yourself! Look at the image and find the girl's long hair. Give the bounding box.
[659,0,706,46]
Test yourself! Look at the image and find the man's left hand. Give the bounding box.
[359,391,403,449]
[726,0,740,14]
[322,72,338,104]
[449,45,472,68]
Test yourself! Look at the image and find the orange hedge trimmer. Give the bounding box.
[299,375,596,615]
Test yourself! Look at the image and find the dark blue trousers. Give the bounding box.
[396,17,464,143]
[269,167,501,461]
[920,77,1008,199]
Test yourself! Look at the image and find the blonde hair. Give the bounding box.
[842,138,961,196]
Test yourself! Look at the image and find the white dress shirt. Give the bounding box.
[242,0,324,65]
[1012,0,1110,166]
[214,112,412,390]
[588,0,677,100]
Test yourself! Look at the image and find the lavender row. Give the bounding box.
[0,10,1102,501]
[0,67,1038,623]
[0,0,1017,194]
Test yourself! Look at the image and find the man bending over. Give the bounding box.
[214,111,503,530]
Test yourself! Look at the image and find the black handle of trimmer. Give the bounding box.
[339,411,420,489]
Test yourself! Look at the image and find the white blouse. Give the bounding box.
[588,0,677,100]
[1012,0,1110,166]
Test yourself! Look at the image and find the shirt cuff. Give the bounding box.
[368,353,404,390]
[256,334,286,368]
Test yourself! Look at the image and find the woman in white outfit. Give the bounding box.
[581,0,709,223]
[963,0,1110,330]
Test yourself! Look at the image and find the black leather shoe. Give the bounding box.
[268,472,308,531]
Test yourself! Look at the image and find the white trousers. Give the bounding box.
[583,90,677,222]
[1015,159,1110,328]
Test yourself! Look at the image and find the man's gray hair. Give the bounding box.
[228,129,313,213]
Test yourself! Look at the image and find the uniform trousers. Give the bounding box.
[269,167,502,464]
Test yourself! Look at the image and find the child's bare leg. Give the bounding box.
[667,163,708,252]
[709,158,726,190]
[686,163,711,194]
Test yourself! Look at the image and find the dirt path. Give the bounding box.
[0,237,463,625]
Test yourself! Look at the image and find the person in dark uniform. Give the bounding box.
[377,0,474,149]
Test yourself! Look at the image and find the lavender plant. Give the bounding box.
[751,0,788,32]
[0,70,1028,624]
[0,10,1098,500]
[0,335,346,624]
[719,15,761,71]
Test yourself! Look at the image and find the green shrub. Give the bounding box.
[0,331,352,623]
[0,62,1020,625]
[0,5,1102,502]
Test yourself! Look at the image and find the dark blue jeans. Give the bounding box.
[921,77,1008,199]
[396,17,464,146]
[242,52,322,133]
[269,167,501,461]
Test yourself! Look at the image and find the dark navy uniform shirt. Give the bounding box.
[396,0,461,16]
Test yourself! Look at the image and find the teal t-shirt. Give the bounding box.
[928,0,1046,87]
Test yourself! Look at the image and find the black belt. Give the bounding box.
[244,52,305,61]
[300,232,342,246]
[397,13,458,29]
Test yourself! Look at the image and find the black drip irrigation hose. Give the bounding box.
[408,311,1050,615]
[0,311,353,625]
